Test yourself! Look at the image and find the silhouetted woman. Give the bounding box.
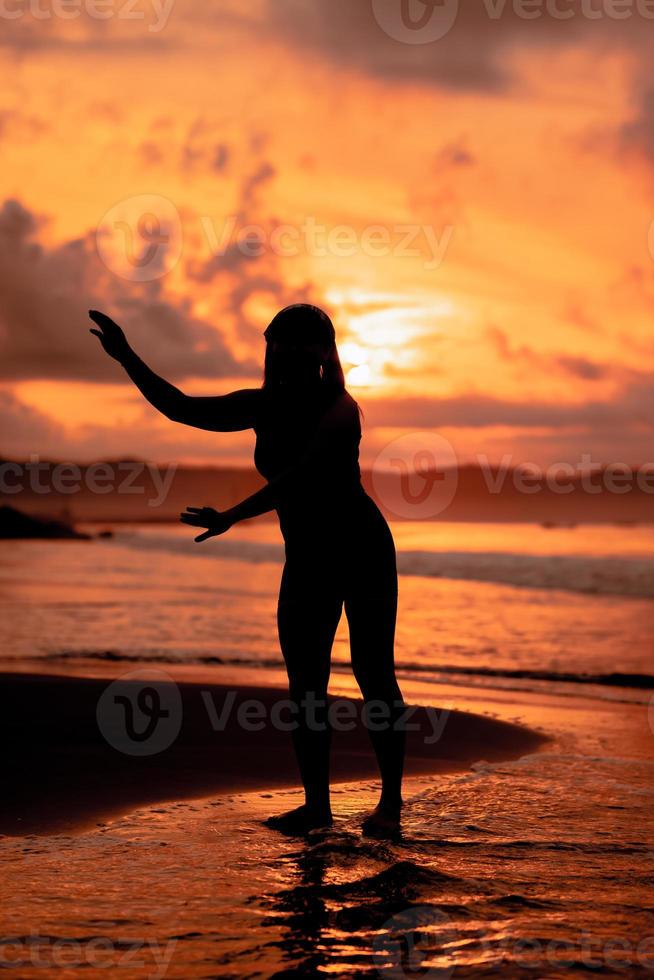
[89,304,405,835]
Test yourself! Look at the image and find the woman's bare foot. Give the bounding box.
[264,804,333,836]
[361,800,402,838]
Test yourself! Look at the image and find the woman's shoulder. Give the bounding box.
[338,389,361,418]
[322,389,361,435]
[340,390,359,412]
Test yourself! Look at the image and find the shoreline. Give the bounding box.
[1,671,547,836]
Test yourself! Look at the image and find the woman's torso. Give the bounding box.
[253,386,384,546]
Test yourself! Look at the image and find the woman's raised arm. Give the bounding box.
[89,310,260,432]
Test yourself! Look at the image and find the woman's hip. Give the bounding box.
[279,511,397,603]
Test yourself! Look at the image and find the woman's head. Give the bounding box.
[263,304,346,394]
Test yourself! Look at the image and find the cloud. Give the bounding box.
[0,108,47,142]
[136,115,232,177]
[620,84,654,163]
[0,386,256,462]
[183,153,322,344]
[0,389,65,453]
[262,0,648,92]
[486,326,612,380]
[360,373,654,430]
[0,16,178,54]
[435,138,476,169]
[0,198,256,383]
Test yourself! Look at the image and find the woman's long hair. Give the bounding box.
[262,304,346,398]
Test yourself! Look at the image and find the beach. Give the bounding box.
[1,521,653,976]
[2,665,653,977]
[1,672,546,837]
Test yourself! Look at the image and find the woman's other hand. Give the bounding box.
[89,310,131,363]
[180,506,234,543]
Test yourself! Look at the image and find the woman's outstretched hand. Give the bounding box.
[89,310,131,363]
[180,506,234,543]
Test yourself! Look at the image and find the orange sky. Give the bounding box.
[1,0,653,467]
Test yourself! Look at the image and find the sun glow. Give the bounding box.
[346,363,372,386]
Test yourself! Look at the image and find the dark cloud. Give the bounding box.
[556,355,608,381]
[435,139,476,169]
[138,140,165,167]
[0,198,256,383]
[620,84,654,162]
[183,156,318,344]
[361,373,654,430]
[138,117,233,178]
[0,109,47,142]
[0,17,178,54]
[486,326,612,381]
[0,389,64,452]
[213,144,230,172]
[263,0,647,92]
[2,0,644,88]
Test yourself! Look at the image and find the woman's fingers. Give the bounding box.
[180,506,225,542]
[89,310,115,329]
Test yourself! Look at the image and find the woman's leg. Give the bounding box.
[344,499,405,829]
[345,589,405,822]
[266,563,343,832]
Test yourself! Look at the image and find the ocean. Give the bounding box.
[1,520,652,702]
[2,520,653,977]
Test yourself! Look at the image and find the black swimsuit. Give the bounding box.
[253,387,398,604]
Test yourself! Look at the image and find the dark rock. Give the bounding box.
[0,505,90,540]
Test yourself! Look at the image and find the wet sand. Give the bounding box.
[1,671,547,836]
[2,667,652,977]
